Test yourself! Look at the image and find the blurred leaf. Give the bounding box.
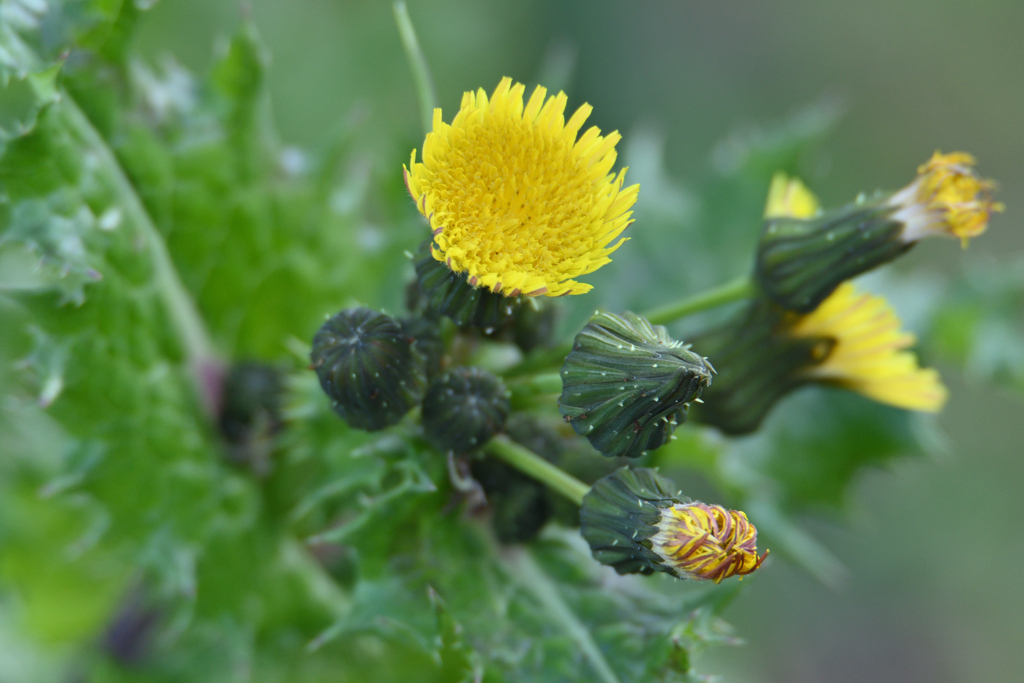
[928,257,1024,396]
[725,389,940,511]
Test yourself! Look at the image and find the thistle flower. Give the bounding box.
[580,467,766,582]
[694,176,948,433]
[756,152,1001,312]
[404,77,639,298]
[559,311,713,458]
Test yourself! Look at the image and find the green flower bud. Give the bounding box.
[581,467,766,581]
[218,361,284,472]
[471,456,551,544]
[756,201,909,313]
[400,315,445,380]
[311,308,425,431]
[414,239,521,328]
[558,311,713,459]
[510,299,559,353]
[422,367,510,453]
[688,298,835,435]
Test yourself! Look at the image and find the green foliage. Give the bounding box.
[1,1,1016,681]
[928,258,1024,395]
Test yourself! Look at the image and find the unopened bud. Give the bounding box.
[311,308,425,431]
[422,367,510,453]
[559,311,713,458]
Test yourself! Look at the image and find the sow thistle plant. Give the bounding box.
[0,2,1009,682]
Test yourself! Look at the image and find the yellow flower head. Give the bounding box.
[787,282,948,411]
[890,151,1003,246]
[650,502,767,582]
[403,77,639,297]
[766,174,948,412]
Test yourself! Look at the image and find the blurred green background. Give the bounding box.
[69,0,1024,680]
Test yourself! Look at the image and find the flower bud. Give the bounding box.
[581,467,766,582]
[691,282,947,435]
[414,239,522,328]
[218,361,284,473]
[559,311,713,459]
[400,315,445,380]
[756,201,910,313]
[311,308,425,431]
[756,154,1001,313]
[422,367,510,453]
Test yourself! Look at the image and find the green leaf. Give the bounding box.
[928,257,1024,396]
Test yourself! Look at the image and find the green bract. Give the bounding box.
[312,308,426,431]
[559,311,713,458]
[414,239,522,328]
[756,202,909,312]
[580,467,680,575]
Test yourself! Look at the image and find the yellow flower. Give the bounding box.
[650,502,766,582]
[889,151,1003,246]
[788,282,948,411]
[770,174,948,412]
[403,77,639,298]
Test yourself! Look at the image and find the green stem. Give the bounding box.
[393,1,438,136]
[642,275,755,326]
[507,371,562,403]
[502,276,755,379]
[484,435,589,507]
[504,548,621,683]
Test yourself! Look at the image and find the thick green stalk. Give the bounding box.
[485,435,589,507]
[59,94,222,412]
[3,31,220,402]
[393,1,438,136]
[642,275,755,326]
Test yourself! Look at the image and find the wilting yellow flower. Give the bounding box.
[769,174,948,412]
[889,151,1003,246]
[650,502,766,582]
[581,467,766,581]
[403,77,639,297]
[788,282,948,411]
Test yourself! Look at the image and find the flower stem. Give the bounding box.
[642,275,754,326]
[393,1,438,136]
[507,372,563,404]
[484,435,589,507]
[502,276,755,379]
